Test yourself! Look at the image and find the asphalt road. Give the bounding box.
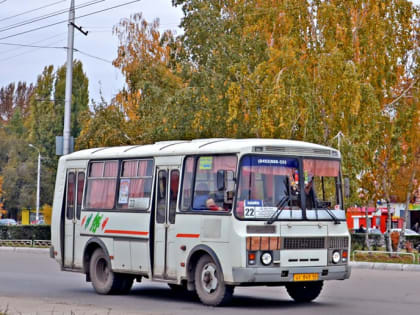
[0,251,418,315]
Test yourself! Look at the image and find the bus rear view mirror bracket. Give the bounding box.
[217,170,226,191]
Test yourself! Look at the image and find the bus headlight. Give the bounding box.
[261,252,273,266]
[332,250,341,264]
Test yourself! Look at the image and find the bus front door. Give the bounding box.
[63,169,85,269]
[153,167,180,279]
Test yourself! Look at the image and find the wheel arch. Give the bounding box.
[185,244,224,291]
[83,237,111,280]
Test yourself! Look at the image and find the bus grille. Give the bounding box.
[328,237,349,249]
[283,237,325,249]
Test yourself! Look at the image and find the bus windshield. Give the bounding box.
[235,155,342,220]
[302,158,341,210]
[235,156,301,220]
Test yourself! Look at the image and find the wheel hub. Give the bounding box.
[201,263,218,293]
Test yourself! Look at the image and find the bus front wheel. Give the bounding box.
[285,281,323,303]
[89,248,132,295]
[194,255,233,306]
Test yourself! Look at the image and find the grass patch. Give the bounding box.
[0,304,9,314]
[353,251,419,264]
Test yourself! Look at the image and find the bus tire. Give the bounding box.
[168,283,187,292]
[194,255,233,306]
[89,248,125,295]
[119,275,134,294]
[285,281,323,303]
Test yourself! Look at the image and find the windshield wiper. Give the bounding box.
[266,196,289,225]
[324,208,341,225]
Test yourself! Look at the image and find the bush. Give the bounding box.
[351,233,383,250]
[406,235,420,249]
[0,225,50,240]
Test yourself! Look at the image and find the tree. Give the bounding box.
[84,0,419,222]
[54,60,89,138]
[0,81,33,124]
[76,99,133,149]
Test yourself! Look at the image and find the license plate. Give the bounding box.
[293,273,319,281]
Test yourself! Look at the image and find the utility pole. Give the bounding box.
[63,0,75,155]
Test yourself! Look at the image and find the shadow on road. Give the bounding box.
[126,285,330,310]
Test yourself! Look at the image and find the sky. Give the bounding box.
[0,1,419,105]
[0,0,183,103]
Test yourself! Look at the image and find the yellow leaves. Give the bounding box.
[192,111,203,132]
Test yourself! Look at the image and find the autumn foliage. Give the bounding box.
[76,0,420,207]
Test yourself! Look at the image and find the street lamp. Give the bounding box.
[28,144,41,224]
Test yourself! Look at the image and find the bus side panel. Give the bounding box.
[76,211,151,274]
[174,214,234,282]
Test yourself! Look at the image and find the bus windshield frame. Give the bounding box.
[234,154,344,222]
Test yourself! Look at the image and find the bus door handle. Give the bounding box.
[164,223,170,228]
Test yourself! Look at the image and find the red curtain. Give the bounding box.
[87,179,116,209]
[67,172,75,206]
[138,160,149,176]
[303,159,339,177]
[104,161,118,177]
[90,162,103,177]
[77,173,85,206]
[122,161,137,177]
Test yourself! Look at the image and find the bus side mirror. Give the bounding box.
[217,170,226,191]
[344,177,350,198]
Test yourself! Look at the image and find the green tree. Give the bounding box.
[54,60,89,138]
[77,99,132,149]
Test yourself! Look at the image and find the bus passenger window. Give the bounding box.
[76,172,85,220]
[85,161,118,209]
[66,172,76,220]
[117,159,154,210]
[156,170,167,223]
[168,170,179,224]
[180,157,194,211]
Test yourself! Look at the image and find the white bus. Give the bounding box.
[51,138,350,306]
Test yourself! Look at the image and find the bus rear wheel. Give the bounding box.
[285,281,323,303]
[194,255,233,306]
[168,283,187,292]
[89,248,132,295]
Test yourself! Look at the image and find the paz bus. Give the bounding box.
[50,138,350,306]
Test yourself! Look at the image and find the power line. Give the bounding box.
[0,42,65,49]
[0,38,66,62]
[0,0,66,23]
[0,32,66,55]
[0,41,113,65]
[0,0,105,34]
[74,48,112,64]
[0,0,141,41]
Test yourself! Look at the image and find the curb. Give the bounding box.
[350,261,420,272]
[0,246,49,255]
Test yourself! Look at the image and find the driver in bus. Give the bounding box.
[304,174,316,209]
[206,198,224,211]
[193,182,209,210]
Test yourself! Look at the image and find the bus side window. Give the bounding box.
[168,170,179,224]
[76,172,85,220]
[156,170,167,223]
[66,172,76,220]
[180,157,195,211]
[85,161,118,209]
[193,155,237,211]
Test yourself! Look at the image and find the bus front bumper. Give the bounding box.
[230,264,351,285]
